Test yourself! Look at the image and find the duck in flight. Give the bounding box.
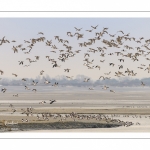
[22,78,27,81]
[52,82,58,87]
[32,89,37,92]
[86,29,93,32]
[84,78,90,82]
[12,73,18,77]
[141,81,145,87]
[1,88,7,93]
[74,27,82,31]
[32,80,38,86]
[25,86,30,90]
[91,25,98,29]
[0,70,4,75]
[50,100,56,104]
[18,61,24,65]
[38,32,44,35]
[64,68,71,72]
[40,70,44,75]
[66,76,73,80]
[44,78,50,84]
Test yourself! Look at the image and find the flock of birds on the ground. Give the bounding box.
[4,106,150,128]
[1,25,150,129]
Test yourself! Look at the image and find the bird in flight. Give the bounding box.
[32,80,38,86]
[0,70,4,75]
[18,61,24,65]
[12,73,18,77]
[66,76,73,80]
[44,78,50,84]
[50,100,56,104]
[91,25,98,29]
[32,89,37,92]
[1,88,7,93]
[74,27,82,31]
[141,81,145,87]
[25,86,30,90]
[84,78,90,82]
[117,30,124,34]
[102,86,109,90]
[38,32,44,35]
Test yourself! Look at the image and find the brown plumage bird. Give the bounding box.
[12,73,18,77]
[91,25,98,29]
[0,70,4,75]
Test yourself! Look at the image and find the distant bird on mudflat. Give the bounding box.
[110,90,115,93]
[102,86,109,90]
[39,101,46,104]
[9,104,13,107]
[11,109,16,114]
[13,94,18,97]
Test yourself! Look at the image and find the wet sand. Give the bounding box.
[0,87,150,132]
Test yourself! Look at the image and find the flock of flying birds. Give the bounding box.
[0,24,150,97]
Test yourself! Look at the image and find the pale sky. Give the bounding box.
[0,18,150,80]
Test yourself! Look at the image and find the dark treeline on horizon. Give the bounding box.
[0,75,149,87]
